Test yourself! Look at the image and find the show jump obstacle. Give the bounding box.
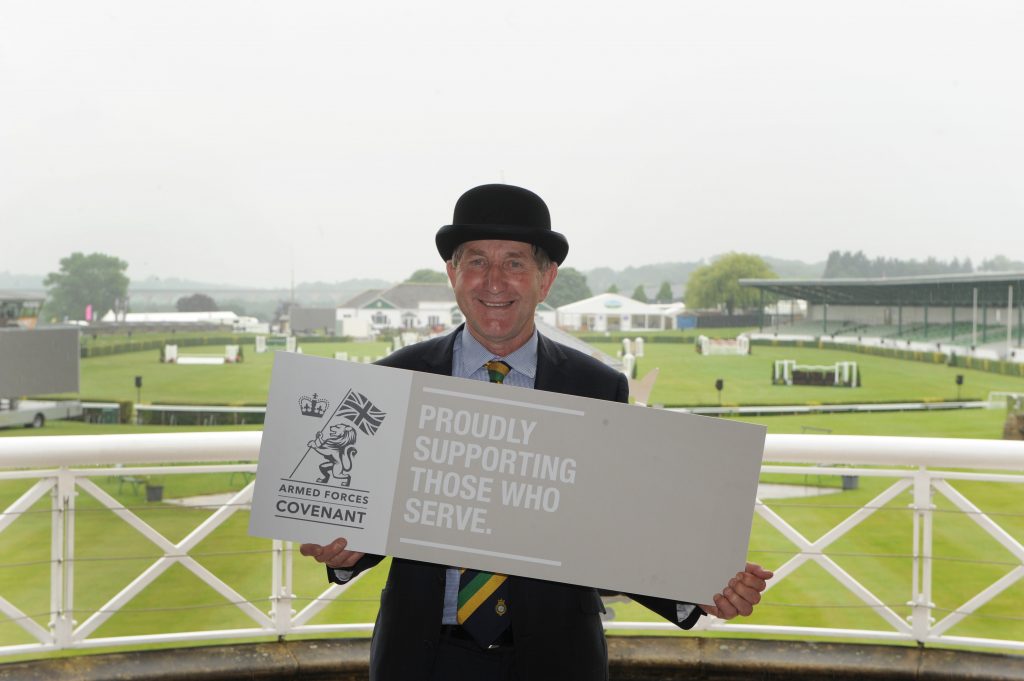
[255,336,297,354]
[773,359,860,387]
[162,345,242,365]
[696,335,750,355]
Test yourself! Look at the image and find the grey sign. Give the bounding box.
[0,328,80,397]
[250,352,766,604]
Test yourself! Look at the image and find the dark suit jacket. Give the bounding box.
[330,328,703,681]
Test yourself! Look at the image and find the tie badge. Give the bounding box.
[495,599,508,616]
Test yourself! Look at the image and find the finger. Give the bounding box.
[745,562,775,580]
[299,543,323,558]
[323,537,349,556]
[329,550,366,569]
[729,578,762,607]
[712,592,737,620]
[722,582,754,617]
[319,541,352,565]
[735,570,768,593]
[305,538,348,564]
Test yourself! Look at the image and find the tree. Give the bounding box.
[631,285,649,303]
[406,268,448,283]
[43,252,129,321]
[606,283,619,294]
[545,267,592,308]
[655,281,673,304]
[980,255,1024,272]
[823,250,872,278]
[176,293,218,312]
[825,250,977,278]
[685,253,776,315]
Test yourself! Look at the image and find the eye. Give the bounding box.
[465,257,488,270]
[505,259,526,272]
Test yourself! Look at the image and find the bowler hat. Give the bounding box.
[435,184,569,265]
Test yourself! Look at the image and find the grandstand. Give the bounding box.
[741,272,1024,358]
[0,291,44,329]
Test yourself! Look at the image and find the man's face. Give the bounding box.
[446,239,558,356]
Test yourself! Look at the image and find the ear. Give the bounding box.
[446,260,458,287]
[538,263,558,303]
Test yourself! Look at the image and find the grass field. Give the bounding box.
[590,341,1024,407]
[40,336,1024,408]
[79,331,255,350]
[3,333,1024,659]
[0,407,1011,440]
[0,472,384,652]
[2,453,1021,654]
[730,407,1014,439]
[66,340,392,405]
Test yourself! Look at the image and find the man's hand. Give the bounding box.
[699,562,773,620]
[299,537,365,569]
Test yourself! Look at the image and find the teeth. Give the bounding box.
[481,301,512,307]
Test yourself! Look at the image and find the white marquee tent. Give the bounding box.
[556,293,678,332]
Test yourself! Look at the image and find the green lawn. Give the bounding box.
[0,421,264,438]
[79,331,255,351]
[590,342,1024,407]
[3,334,1024,658]
[37,335,1024,409]
[66,341,391,405]
[730,407,1013,439]
[2,408,1010,440]
[606,472,1024,645]
[0,471,385,651]
[3,461,1021,654]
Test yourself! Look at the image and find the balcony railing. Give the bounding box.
[1,432,1023,658]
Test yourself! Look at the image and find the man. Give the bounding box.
[300,184,772,680]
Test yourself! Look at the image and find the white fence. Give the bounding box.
[1,433,1023,658]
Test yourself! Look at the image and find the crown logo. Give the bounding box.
[299,393,329,418]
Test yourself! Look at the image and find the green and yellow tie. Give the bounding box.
[457,360,512,646]
[484,359,512,384]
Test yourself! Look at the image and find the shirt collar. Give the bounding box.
[458,326,538,379]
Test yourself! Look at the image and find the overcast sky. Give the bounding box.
[2,1,1022,288]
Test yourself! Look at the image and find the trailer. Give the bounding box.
[0,399,83,429]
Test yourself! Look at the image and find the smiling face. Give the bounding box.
[446,239,558,357]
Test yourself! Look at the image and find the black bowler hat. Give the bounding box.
[435,184,569,265]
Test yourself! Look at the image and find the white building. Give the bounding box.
[336,282,558,334]
[556,293,678,332]
[535,302,556,328]
[337,283,460,332]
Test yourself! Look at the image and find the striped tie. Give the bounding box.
[484,359,511,384]
[456,360,512,647]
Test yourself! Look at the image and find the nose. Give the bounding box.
[482,262,507,292]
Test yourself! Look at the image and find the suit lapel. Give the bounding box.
[534,332,569,393]
[415,326,460,376]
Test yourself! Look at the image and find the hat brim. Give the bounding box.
[435,224,569,265]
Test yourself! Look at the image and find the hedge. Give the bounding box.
[751,339,1024,377]
[81,335,258,358]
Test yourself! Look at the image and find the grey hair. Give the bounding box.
[450,243,552,272]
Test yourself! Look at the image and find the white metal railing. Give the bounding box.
[1,433,1024,657]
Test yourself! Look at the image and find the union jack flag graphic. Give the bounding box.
[339,389,386,436]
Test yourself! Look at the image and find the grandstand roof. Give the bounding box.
[0,291,45,303]
[740,272,1024,306]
